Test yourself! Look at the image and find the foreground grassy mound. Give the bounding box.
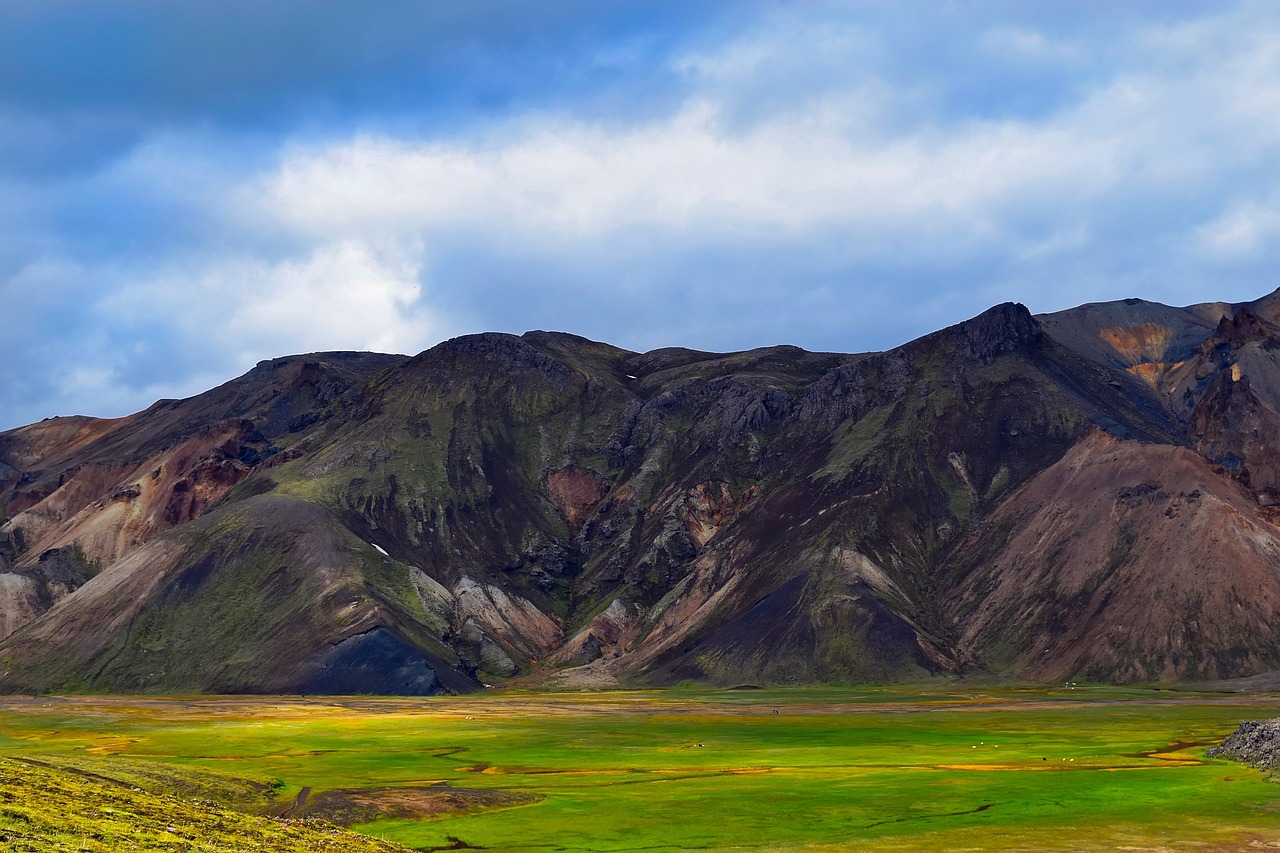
[0,755,407,853]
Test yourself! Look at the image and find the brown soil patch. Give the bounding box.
[300,784,542,826]
[545,466,607,532]
[1099,323,1174,365]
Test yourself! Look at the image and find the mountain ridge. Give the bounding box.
[4,291,1280,693]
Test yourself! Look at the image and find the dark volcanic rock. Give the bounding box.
[1208,719,1280,772]
[303,628,451,696]
[953,301,1042,365]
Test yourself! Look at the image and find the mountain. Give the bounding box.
[4,291,1280,694]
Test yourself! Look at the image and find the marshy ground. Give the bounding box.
[1,685,1279,851]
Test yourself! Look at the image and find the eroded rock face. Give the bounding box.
[0,573,44,639]
[682,482,737,548]
[545,466,608,532]
[948,433,1280,681]
[0,354,404,639]
[551,598,643,667]
[0,547,98,640]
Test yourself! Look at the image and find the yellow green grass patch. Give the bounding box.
[0,754,407,852]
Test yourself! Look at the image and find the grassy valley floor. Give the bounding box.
[0,685,1278,851]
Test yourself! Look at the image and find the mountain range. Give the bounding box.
[5,290,1280,694]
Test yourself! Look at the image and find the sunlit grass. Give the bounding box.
[0,686,1278,850]
[0,755,406,852]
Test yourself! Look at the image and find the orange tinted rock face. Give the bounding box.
[545,466,607,532]
[682,482,737,547]
[1126,360,1184,386]
[1,422,260,577]
[161,455,251,526]
[1099,323,1174,365]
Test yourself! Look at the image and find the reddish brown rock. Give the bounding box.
[545,466,607,532]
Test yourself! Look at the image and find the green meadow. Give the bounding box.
[1,685,1279,851]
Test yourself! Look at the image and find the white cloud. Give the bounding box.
[104,240,438,361]
[252,99,1114,257]
[234,0,1280,309]
[224,240,434,357]
[980,26,1085,64]
[1195,199,1280,259]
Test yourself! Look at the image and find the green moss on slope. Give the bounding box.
[0,757,408,853]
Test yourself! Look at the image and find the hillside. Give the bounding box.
[4,292,1280,692]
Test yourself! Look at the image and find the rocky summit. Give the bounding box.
[6,291,1280,695]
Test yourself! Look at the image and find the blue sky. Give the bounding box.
[3,1,1280,429]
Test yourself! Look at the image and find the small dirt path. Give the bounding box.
[279,786,311,818]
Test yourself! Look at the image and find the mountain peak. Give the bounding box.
[960,301,1040,361]
[909,301,1041,365]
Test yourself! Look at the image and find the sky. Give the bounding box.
[3,1,1280,429]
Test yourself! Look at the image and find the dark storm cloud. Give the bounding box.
[0,0,728,175]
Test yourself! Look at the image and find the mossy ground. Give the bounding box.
[0,754,406,852]
[0,687,1278,851]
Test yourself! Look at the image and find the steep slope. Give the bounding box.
[0,494,474,694]
[947,432,1280,681]
[0,353,404,639]
[1038,296,1228,371]
[593,303,1175,685]
[116,302,1178,690]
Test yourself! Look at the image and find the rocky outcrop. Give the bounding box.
[1208,720,1280,772]
[950,302,1042,365]
[0,546,98,639]
[0,354,403,635]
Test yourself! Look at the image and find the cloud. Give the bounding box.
[979,26,1086,64]
[1195,198,1280,259]
[101,239,441,363]
[224,0,1280,360]
[255,100,1102,251]
[5,1,1280,430]
[223,241,438,358]
[0,230,442,428]
[241,0,1279,302]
